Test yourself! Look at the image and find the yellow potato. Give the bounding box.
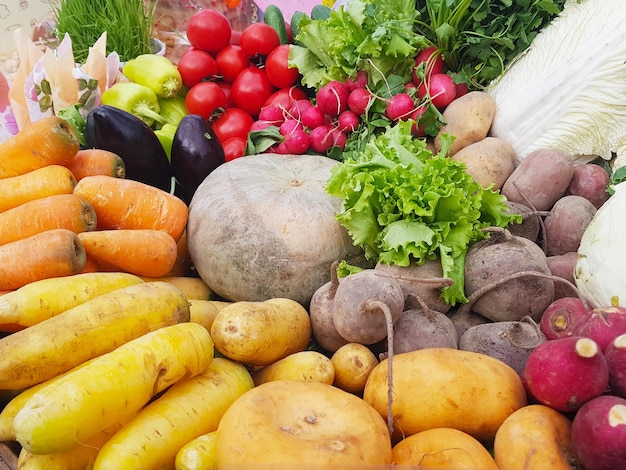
[210,298,311,366]
[13,322,213,455]
[363,348,527,443]
[435,91,496,156]
[331,342,379,394]
[451,136,516,190]
[494,404,576,470]
[189,299,233,331]
[251,350,335,386]
[392,427,498,468]
[93,358,253,470]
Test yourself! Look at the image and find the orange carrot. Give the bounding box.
[0,116,80,178]
[0,165,77,213]
[74,175,188,241]
[0,194,98,246]
[0,229,87,291]
[66,148,126,181]
[77,229,178,278]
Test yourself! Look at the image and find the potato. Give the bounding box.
[188,299,232,332]
[210,298,311,366]
[544,195,596,256]
[215,380,392,466]
[494,404,576,470]
[392,427,498,468]
[434,91,497,156]
[450,137,516,189]
[502,148,574,211]
[331,342,379,395]
[363,348,527,443]
[251,351,335,386]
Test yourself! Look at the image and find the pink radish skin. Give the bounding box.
[604,333,626,398]
[316,80,349,117]
[348,88,373,116]
[412,46,445,84]
[539,297,590,340]
[410,105,427,137]
[417,73,456,109]
[282,127,311,154]
[521,336,609,412]
[289,99,313,119]
[571,395,626,470]
[300,106,326,129]
[573,306,626,352]
[250,119,281,131]
[385,93,415,121]
[258,104,285,122]
[345,70,368,91]
[337,110,360,132]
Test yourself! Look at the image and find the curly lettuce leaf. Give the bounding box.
[326,120,518,306]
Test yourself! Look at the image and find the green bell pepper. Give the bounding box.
[101,81,166,128]
[123,54,183,99]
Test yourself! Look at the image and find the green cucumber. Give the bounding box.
[263,4,289,44]
[290,11,307,45]
[310,4,331,20]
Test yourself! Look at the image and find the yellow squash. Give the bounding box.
[13,322,214,455]
[0,281,190,390]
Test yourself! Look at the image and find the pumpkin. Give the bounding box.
[215,380,392,466]
[187,153,363,306]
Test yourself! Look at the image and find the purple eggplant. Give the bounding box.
[171,114,225,204]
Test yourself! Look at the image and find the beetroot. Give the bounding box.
[521,336,609,412]
[573,306,626,352]
[571,395,626,470]
[605,333,626,399]
[539,297,590,340]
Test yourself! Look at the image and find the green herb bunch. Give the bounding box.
[52,0,156,63]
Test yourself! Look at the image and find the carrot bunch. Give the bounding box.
[0,116,194,294]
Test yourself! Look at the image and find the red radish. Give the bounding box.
[348,88,373,116]
[258,104,285,122]
[279,119,303,135]
[316,80,349,116]
[573,306,626,352]
[417,73,456,109]
[409,105,428,137]
[385,93,415,121]
[571,395,626,470]
[289,99,313,119]
[309,124,334,153]
[301,106,326,129]
[330,128,348,150]
[345,70,368,91]
[282,127,311,155]
[455,82,470,98]
[539,297,590,340]
[412,46,444,84]
[521,336,610,412]
[337,110,360,132]
[605,333,626,398]
[249,120,280,131]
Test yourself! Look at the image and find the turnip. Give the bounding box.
[571,395,626,470]
[521,336,610,412]
[539,296,590,340]
[417,73,456,109]
[348,88,373,116]
[385,93,415,121]
[605,333,626,398]
[316,80,349,117]
[573,306,626,352]
[459,316,547,375]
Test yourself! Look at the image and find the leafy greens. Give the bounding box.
[325,120,519,305]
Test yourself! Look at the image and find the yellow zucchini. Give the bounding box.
[251,350,335,386]
[14,322,214,455]
[0,271,143,328]
[93,357,253,470]
[210,298,311,366]
[0,281,191,390]
[189,299,233,331]
[175,431,218,470]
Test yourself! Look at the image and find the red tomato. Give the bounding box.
[177,48,218,88]
[217,81,234,108]
[262,86,309,110]
[222,136,247,162]
[212,107,254,143]
[231,67,276,117]
[265,44,300,89]
[215,45,251,83]
[185,81,227,119]
[239,22,280,57]
[186,9,232,53]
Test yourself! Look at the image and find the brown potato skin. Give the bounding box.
[435,91,497,156]
[502,148,574,211]
[451,137,516,190]
[494,404,576,470]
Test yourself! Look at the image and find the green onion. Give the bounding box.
[52,0,156,63]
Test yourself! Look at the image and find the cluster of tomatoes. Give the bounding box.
[176,9,303,161]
